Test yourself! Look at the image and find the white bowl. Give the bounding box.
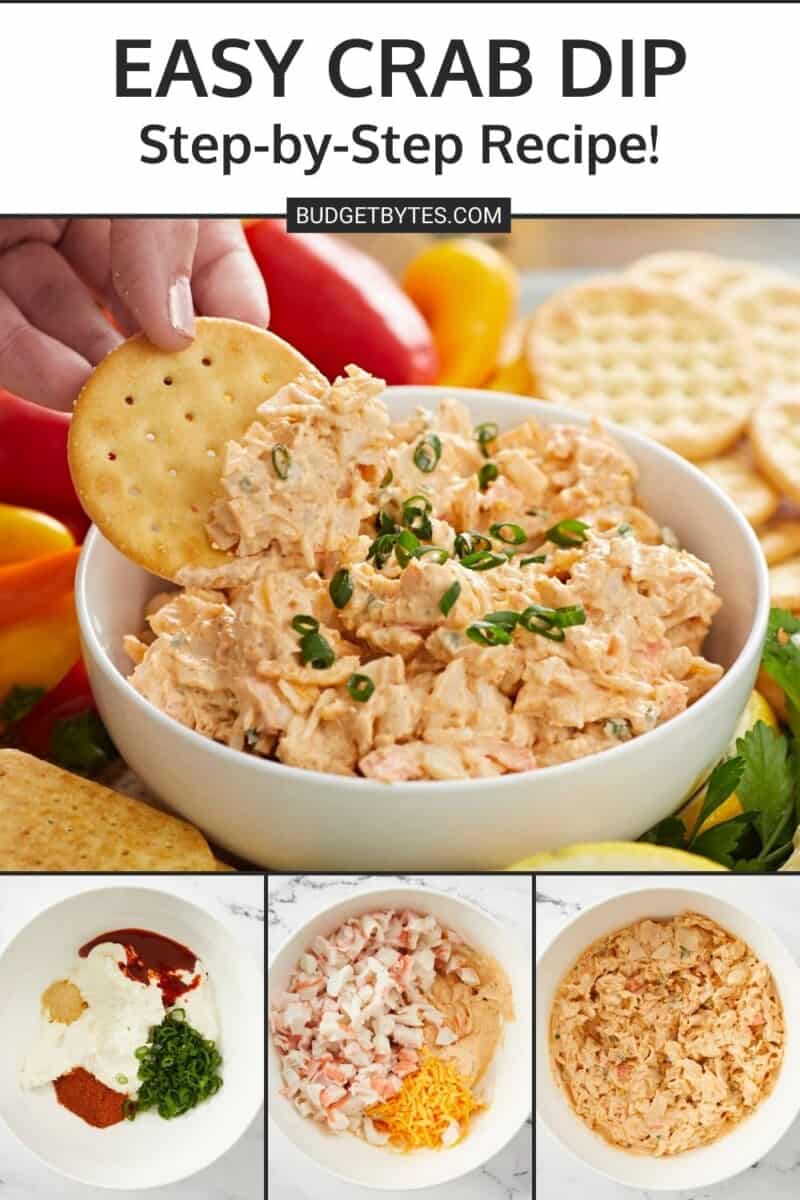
[267,884,532,1190]
[536,887,800,1190]
[76,387,769,869]
[0,886,264,1189]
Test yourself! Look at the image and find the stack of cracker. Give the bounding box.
[516,251,800,628]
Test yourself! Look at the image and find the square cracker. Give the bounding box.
[68,318,325,582]
[0,749,217,870]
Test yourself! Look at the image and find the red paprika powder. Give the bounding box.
[53,1067,126,1128]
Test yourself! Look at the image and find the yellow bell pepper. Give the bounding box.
[0,592,81,703]
[0,503,74,565]
[402,239,518,387]
[486,317,535,395]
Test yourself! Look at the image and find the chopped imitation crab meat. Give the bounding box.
[550,913,785,1156]
[270,909,509,1145]
[127,368,722,779]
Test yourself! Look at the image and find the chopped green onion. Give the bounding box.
[489,522,526,545]
[545,519,589,548]
[414,546,449,563]
[478,462,499,490]
[291,614,319,635]
[375,509,397,535]
[474,421,498,458]
[466,620,513,647]
[380,468,394,488]
[395,529,421,567]
[616,523,633,536]
[347,674,375,702]
[454,530,492,559]
[439,581,461,616]
[413,433,442,473]
[520,554,546,566]
[367,532,398,569]
[299,631,335,669]
[116,1074,128,1085]
[461,550,507,571]
[519,603,586,641]
[402,494,433,539]
[127,1009,222,1122]
[271,444,291,479]
[329,568,353,610]
[484,610,521,629]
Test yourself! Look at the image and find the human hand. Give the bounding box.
[0,218,270,410]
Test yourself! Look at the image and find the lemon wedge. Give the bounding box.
[507,843,727,871]
[677,689,777,838]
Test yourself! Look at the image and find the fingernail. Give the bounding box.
[168,275,195,338]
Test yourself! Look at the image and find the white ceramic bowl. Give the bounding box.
[0,886,264,1189]
[536,886,800,1190]
[76,387,769,869]
[268,884,532,1190]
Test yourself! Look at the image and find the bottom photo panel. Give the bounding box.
[0,873,265,1198]
[536,873,798,1200]
[267,873,533,1198]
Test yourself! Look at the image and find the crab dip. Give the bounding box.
[125,366,723,781]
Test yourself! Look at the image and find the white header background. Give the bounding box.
[0,2,794,214]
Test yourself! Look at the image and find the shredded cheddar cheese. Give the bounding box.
[367,1050,485,1151]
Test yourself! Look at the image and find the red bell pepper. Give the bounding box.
[10,658,115,774]
[245,220,438,385]
[0,389,88,535]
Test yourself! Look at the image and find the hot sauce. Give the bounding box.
[79,929,200,1007]
[54,1067,126,1128]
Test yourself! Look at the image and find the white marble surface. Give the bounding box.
[0,874,264,1200]
[536,874,800,1200]
[267,874,532,1199]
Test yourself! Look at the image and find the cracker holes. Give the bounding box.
[163,376,173,387]
[107,451,117,461]
[202,357,212,367]
[167,468,177,478]
[128,485,141,498]
[145,432,156,442]
[185,412,194,422]
[124,395,134,406]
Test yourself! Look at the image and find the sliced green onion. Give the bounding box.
[291,614,319,635]
[300,631,335,669]
[484,610,521,629]
[545,518,589,548]
[454,530,492,558]
[519,603,586,641]
[375,509,397,535]
[128,1008,222,1122]
[347,674,375,702]
[489,522,526,545]
[414,546,449,563]
[380,468,394,488]
[461,550,507,571]
[413,433,442,473]
[402,494,433,539]
[116,1074,128,1085]
[367,532,398,569]
[329,568,353,609]
[474,421,498,458]
[519,554,546,566]
[478,462,499,491]
[466,620,513,647]
[271,444,291,480]
[439,581,461,616]
[395,528,421,567]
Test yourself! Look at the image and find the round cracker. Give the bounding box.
[527,278,757,460]
[698,440,779,528]
[69,319,325,581]
[769,553,800,610]
[627,250,784,307]
[723,276,800,391]
[759,517,800,566]
[750,391,800,505]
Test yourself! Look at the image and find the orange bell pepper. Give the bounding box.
[402,239,518,387]
[0,592,81,703]
[0,503,75,565]
[0,546,81,626]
